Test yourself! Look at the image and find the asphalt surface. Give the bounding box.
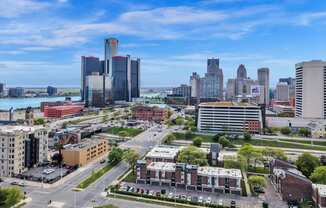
[20,125,172,208]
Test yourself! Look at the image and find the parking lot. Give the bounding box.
[120,182,264,208]
[18,166,74,184]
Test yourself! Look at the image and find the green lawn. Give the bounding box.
[281,139,326,146]
[105,127,143,137]
[168,132,326,151]
[77,161,118,189]
[122,171,137,183]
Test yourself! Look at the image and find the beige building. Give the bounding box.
[62,139,109,167]
[295,60,326,119]
[0,125,48,177]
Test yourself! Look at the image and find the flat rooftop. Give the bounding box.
[313,184,326,197]
[199,102,257,107]
[198,166,242,179]
[0,125,45,134]
[63,138,105,150]
[146,145,181,159]
[147,162,176,172]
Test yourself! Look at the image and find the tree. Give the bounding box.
[0,187,23,208]
[193,137,202,147]
[108,147,124,163]
[299,128,311,137]
[118,130,129,138]
[280,127,291,135]
[296,153,320,177]
[184,131,193,140]
[175,117,184,125]
[165,134,176,145]
[243,131,252,141]
[34,118,45,125]
[177,146,208,166]
[224,160,241,169]
[248,176,267,188]
[238,144,262,168]
[262,148,287,162]
[310,166,326,184]
[218,136,234,148]
[124,149,140,173]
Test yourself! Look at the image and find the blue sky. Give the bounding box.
[0,0,326,88]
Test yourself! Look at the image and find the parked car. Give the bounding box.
[168,192,173,199]
[181,195,187,201]
[231,200,236,208]
[187,196,192,202]
[149,190,155,196]
[218,199,223,206]
[174,195,180,200]
[192,196,198,203]
[198,196,203,203]
[100,159,106,164]
[206,197,212,204]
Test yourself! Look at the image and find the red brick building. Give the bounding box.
[136,161,242,195]
[270,159,313,203]
[132,105,168,122]
[44,105,84,118]
[312,184,326,208]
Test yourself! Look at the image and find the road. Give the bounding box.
[20,125,172,208]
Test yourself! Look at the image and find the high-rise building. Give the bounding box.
[279,77,296,98]
[0,83,4,97]
[131,59,140,98]
[85,72,108,107]
[47,86,57,96]
[172,84,191,98]
[189,72,200,98]
[237,64,247,79]
[0,126,48,177]
[257,68,270,104]
[226,79,236,100]
[276,82,289,102]
[81,56,100,101]
[295,60,326,119]
[104,38,118,74]
[8,87,24,97]
[200,58,223,100]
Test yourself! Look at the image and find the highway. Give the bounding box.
[21,125,172,208]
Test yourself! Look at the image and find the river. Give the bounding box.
[0,96,81,110]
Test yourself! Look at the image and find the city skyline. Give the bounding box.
[0,0,326,87]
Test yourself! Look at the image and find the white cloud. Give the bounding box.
[298,12,326,26]
[0,0,49,18]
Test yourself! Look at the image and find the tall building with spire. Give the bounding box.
[104,38,118,74]
[200,58,223,100]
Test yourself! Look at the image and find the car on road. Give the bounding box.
[206,197,212,204]
[187,196,191,202]
[149,190,155,196]
[181,195,187,201]
[198,196,203,203]
[218,199,223,206]
[168,192,173,199]
[100,159,106,164]
[10,181,25,187]
[231,200,236,208]
[174,195,180,200]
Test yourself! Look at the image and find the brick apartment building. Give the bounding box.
[132,105,168,122]
[61,138,108,167]
[136,161,242,195]
[313,184,326,208]
[44,105,84,118]
[270,159,313,203]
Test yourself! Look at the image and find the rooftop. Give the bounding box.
[146,145,181,159]
[199,102,257,107]
[198,166,242,179]
[63,138,106,150]
[147,162,176,172]
[313,184,326,197]
[0,125,46,134]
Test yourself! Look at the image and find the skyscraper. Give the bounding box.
[0,83,4,97]
[47,86,57,96]
[81,56,100,101]
[104,38,118,74]
[86,72,107,107]
[257,68,270,104]
[189,72,200,98]
[200,58,223,100]
[295,60,326,119]
[279,77,296,98]
[276,82,289,101]
[131,59,141,98]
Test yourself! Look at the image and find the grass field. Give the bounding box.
[77,162,118,189]
[122,171,137,183]
[281,139,326,146]
[105,127,143,137]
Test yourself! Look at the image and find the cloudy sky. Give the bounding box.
[0,0,326,88]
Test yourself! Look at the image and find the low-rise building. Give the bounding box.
[197,102,263,135]
[61,138,109,167]
[270,159,313,203]
[44,105,84,118]
[313,184,326,208]
[132,105,168,122]
[0,125,48,177]
[136,161,242,195]
[145,145,181,164]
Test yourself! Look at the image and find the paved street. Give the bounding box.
[21,125,171,208]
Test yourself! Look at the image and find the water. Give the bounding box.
[0,96,81,110]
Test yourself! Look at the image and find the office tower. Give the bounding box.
[226,79,236,101]
[237,64,247,79]
[295,60,326,119]
[81,56,100,101]
[0,126,48,177]
[47,86,57,96]
[131,59,140,98]
[25,107,34,126]
[0,83,4,97]
[200,58,223,100]
[8,87,24,97]
[276,82,289,102]
[257,68,270,104]
[190,72,200,98]
[104,37,118,74]
[279,77,296,98]
[85,72,106,107]
[172,84,191,98]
